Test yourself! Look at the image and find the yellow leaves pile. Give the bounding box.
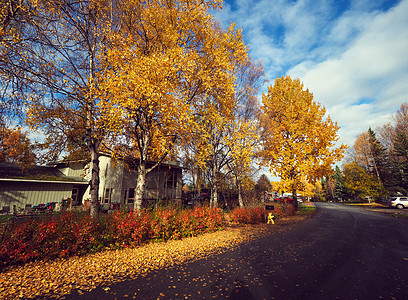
[0,225,270,299]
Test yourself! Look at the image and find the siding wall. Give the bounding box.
[0,180,74,210]
[58,162,87,178]
[81,156,125,204]
[71,156,183,208]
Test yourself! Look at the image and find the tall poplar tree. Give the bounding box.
[260,76,346,207]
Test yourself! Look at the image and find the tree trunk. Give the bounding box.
[211,161,218,207]
[237,180,244,207]
[292,187,298,210]
[134,162,147,211]
[88,136,100,218]
[211,183,218,207]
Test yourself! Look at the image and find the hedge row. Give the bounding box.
[230,203,296,224]
[0,204,297,268]
[0,206,223,268]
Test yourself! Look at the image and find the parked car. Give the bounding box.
[389,196,408,209]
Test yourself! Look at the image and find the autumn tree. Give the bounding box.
[227,60,264,207]
[322,177,335,201]
[189,58,263,208]
[99,0,249,209]
[313,180,324,201]
[2,0,115,217]
[299,176,316,200]
[182,58,263,208]
[377,103,408,154]
[342,162,384,201]
[0,126,36,167]
[0,0,29,124]
[349,131,372,170]
[260,76,346,208]
[394,103,408,136]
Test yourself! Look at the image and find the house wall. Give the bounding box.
[101,156,124,205]
[58,162,87,179]
[80,155,182,209]
[143,165,182,201]
[0,180,75,210]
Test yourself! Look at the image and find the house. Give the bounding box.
[0,154,183,212]
[0,162,88,213]
[56,154,183,210]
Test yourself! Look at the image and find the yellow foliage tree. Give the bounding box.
[227,60,264,207]
[0,0,28,122]
[5,0,114,217]
[349,132,372,169]
[99,0,248,209]
[342,162,383,201]
[260,76,346,207]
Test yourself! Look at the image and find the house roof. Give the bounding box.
[0,162,88,183]
[54,153,184,170]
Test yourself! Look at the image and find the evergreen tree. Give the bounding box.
[390,132,408,194]
[368,128,390,189]
[255,174,272,192]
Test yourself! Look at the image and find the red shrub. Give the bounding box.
[105,210,152,247]
[0,206,225,268]
[231,207,265,224]
[273,203,295,218]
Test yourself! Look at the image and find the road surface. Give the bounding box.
[64,203,408,299]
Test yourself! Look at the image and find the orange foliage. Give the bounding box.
[0,126,36,167]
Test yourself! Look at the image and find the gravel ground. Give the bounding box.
[0,213,313,300]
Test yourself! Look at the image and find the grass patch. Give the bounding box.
[297,205,316,216]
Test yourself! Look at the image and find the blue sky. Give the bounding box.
[214,0,408,150]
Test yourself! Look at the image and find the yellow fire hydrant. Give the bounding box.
[267,212,275,224]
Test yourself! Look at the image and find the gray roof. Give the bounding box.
[0,162,87,183]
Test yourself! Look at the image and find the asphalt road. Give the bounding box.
[64,203,408,299]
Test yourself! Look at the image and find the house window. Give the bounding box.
[124,188,135,204]
[71,188,78,202]
[167,173,176,189]
[102,188,112,204]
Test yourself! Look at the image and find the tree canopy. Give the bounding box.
[260,76,346,206]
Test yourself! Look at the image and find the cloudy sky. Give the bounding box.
[214,0,408,149]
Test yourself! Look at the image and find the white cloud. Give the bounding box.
[216,0,408,150]
[287,0,408,146]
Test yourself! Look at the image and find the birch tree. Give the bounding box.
[3,0,113,217]
[99,0,248,210]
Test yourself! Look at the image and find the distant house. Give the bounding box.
[0,154,183,212]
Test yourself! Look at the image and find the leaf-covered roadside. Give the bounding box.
[0,206,315,299]
[0,207,224,268]
[0,225,264,299]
